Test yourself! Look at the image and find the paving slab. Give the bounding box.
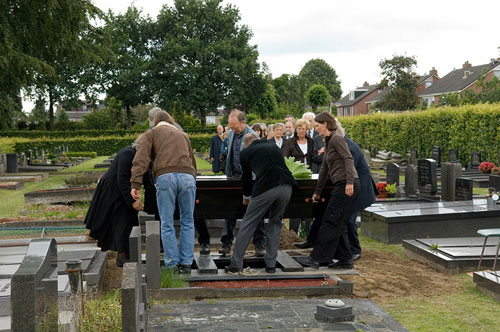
[148,299,409,332]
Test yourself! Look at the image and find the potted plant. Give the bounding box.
[478,161,495,174]
[376,182,387,198]
[386,183,397,197]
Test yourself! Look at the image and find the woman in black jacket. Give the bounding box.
[283,119,313,167]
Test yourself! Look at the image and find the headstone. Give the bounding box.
[489,175,500,193]
[455,178,473,201]
[386,163,400,185]
[441,162,463,201]
[431,146,441,166]
[410,148,418,165]
[28,149,33,165]
[449,149,458,163]
[418,159,437,194]
[11,239,58,332]
[470,151,481,170]
[405,165,418,196]
[372,147,379,158]
[34,147,38,160]
[146,221,160,289]
[20,152,26,167]
[41,149,45,162]
[377,150,391,160]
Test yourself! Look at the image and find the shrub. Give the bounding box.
[65,152,98,158]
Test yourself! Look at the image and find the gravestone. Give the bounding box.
[441,162,463,201]
[455,178,473,201]
[146,221,160,289]
[489,175,500,193]
[418,159,437,194]
[11,238,58,332]
[41,150,45,162]
[410,148,418,165]
[449,149,458,163]
[386,163,400,185]
[372,147,379,158]
[470,151,481,170]
[431,146,441,166]
[34,147,38,160]
[20,152,26,167]
[405,165,418,196]
[28,149,33,165]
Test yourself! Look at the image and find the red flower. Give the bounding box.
[478,162,495,174]
[376,182,387,193]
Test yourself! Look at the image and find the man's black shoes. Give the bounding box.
[224,265,242,273]
[294,256,320,270]
[219,244,231,256]
[328,260,354,269]
[265,267,276,273]
[200,243,211,255]
[293,241,314,249]
[177,264,192,274]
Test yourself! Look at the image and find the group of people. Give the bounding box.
[85,106,377,274]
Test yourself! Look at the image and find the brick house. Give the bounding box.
[335,82,379,117]
[418,59,500,107]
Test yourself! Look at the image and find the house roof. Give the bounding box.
[336,84,379,107]
[417,74,432,85]
[418,61,499,96]
[365,89,387,104]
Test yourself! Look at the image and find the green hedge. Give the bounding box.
[65,152,98,158]
[340,103,500,166]
[13,134,212,156]
[0,126,217,138]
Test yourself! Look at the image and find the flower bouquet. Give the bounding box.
[376,182,388,198]
[478,161,495,174]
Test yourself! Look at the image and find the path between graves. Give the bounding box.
[102,229,461,306]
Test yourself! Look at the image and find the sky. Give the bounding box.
[24,0,500,111]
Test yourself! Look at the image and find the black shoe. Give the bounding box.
[328,260,354,269]
[200,243,210,255]
[177,264,192,274]
[352,254,361,262]
[293,241,313,249]
[265,267,276,273]
[254,247,265,257]
[219,244,231,256]
[294,256,320,270]
[224,265,242,273]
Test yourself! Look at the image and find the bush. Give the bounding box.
[340,103,500,166]
[65,152,98,158]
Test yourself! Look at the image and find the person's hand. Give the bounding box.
[345,184,354,197]
[131,188,140,200]
[318,147,325,155]
[242,198,250,205]
[132,200,143,211]
[312,193,320,203]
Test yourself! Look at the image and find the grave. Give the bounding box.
[473,270,500,303]
[404,164,418,196]
[386,163,400,185]
[0,182,23,191]
[431,146,441,166]
[409,148,418,165]
[455,178,473,201]
[440,162,462,201]
[417,159,437,194]
[449,148,458,163]
[489,174,500,192]
[470,151,481,170]
[361,199,500,244]
[24,187,96,205]
[403,237,500,274]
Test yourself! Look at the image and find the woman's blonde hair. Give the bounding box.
[295,118,309,129]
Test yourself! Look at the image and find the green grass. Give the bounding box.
[358,233,405,257]
[80,290,121,332]
[59,156,109,173]
[160,267,188,288]
[383,274,500,332]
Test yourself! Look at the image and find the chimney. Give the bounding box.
[463,61,472,69]
[429,67,438,76]
[363,81,369,88]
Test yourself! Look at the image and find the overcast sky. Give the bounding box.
[24,0,500,111]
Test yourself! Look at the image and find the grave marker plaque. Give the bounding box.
[441,162,462,201]
[449,149,458,163]
[431,146,441,166]
[471,151,481,169]
[410,148,418,165]
[386,163,400,185]
[405,165,418,196]
[455,178,473,201]
[418,159,437,194]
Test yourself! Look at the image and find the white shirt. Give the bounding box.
[274,137,283,149]
[298,142,308,163]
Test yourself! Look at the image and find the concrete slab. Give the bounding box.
[0,255,24,265]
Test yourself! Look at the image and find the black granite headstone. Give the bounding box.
[449,149,458,163]
[418,159,437,194]
[471,151,481,169]
[455,178,473,201]
[386,163,400,185]
[405,165,418,196]
[488,175,500,193]
[410,148,418,165]
[441,162,462,201]
[431,146,441,166]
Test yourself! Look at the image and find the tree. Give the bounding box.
[254,84,278,118]
[152,0,266,127]
[102,7,154,128]
[306,84,330,111]
[273,74,307,108]
[374,55,418,111]
[298,58,342,101]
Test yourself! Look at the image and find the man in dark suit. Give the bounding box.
[225,134,298,273]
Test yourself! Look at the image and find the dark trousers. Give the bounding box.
[221,218,266,249]
[310,180,358,263]
[346,212,361,255]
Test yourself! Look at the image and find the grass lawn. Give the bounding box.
[59,156,109,173]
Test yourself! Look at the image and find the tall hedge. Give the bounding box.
[340,103,500,166]
[12,133,212,156]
